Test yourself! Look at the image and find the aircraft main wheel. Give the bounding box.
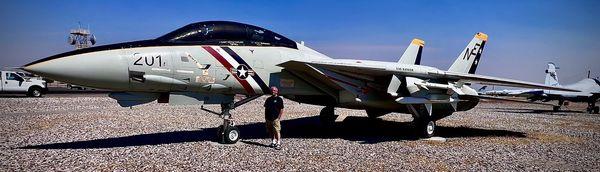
[594,106,599,114]
[422,120,436,138]
[217,125,240,144]
[587,106,598,114]
[416,117,435,138]
[319,106,337,125]
[553,106,561,112]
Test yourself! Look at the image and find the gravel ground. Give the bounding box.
[0,95,599,171]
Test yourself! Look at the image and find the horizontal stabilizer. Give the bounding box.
[439,71,580,92]
[466,94,555,106]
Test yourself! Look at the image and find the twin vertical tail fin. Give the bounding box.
[448,32,488,74]
[398,38,425,65]
[545,62,560,86]
[388,39,425,97]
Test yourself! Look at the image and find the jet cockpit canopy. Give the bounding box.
[157,21,297,49]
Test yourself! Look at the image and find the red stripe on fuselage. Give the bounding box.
[202,46,256,95]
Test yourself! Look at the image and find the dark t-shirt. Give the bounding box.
[264,96,284,121]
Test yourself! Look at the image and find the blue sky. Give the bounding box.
[0,0,598,84]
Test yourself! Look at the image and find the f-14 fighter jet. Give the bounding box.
[23,21,576,144]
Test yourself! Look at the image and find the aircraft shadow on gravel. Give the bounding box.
[0,95,29,98]
[483,107,584,115]
[20,115,525,149]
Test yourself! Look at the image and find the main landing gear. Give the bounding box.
[553,100,565,112]
[320,105,437,138]
[586,101,599,114]
[407,104,436,138]
[201,95,262,144]
[415,116,436,138]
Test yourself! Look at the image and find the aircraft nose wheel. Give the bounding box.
[200,95,262,145]
[217,120,240,144]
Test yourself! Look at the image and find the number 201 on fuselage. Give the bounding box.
[133,54,164,67]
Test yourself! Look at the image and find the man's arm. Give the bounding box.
[278,109,283,119]
[278,97,284,119]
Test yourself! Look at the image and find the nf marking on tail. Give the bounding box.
[462,43,482,60]
[448,32,488,74]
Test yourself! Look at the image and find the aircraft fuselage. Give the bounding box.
[24,41,478,115]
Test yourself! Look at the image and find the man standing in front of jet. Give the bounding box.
[264,86,284,149]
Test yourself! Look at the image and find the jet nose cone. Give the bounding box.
[22,64,36,74]
[24,51,130,90]
[22,59,60,76]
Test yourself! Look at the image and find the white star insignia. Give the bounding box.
[238,68,247,78]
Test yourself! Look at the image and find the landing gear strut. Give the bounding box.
[553,100,564,112]
[201,95,262,144]
[408,104,436,138]
[586,101,599,114]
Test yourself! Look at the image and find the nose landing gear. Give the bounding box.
[201,95,261,144]
[217,119,240,144]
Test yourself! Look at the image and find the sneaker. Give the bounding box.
[268,143,275,148]
[274,143,281,150]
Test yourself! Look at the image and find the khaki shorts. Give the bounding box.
[266,119,281,135]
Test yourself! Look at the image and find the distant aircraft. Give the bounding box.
[23,21,576,144]
[479,62,600,113]
[478,85,545,97]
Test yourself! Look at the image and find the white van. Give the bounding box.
[1,71,47,97]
